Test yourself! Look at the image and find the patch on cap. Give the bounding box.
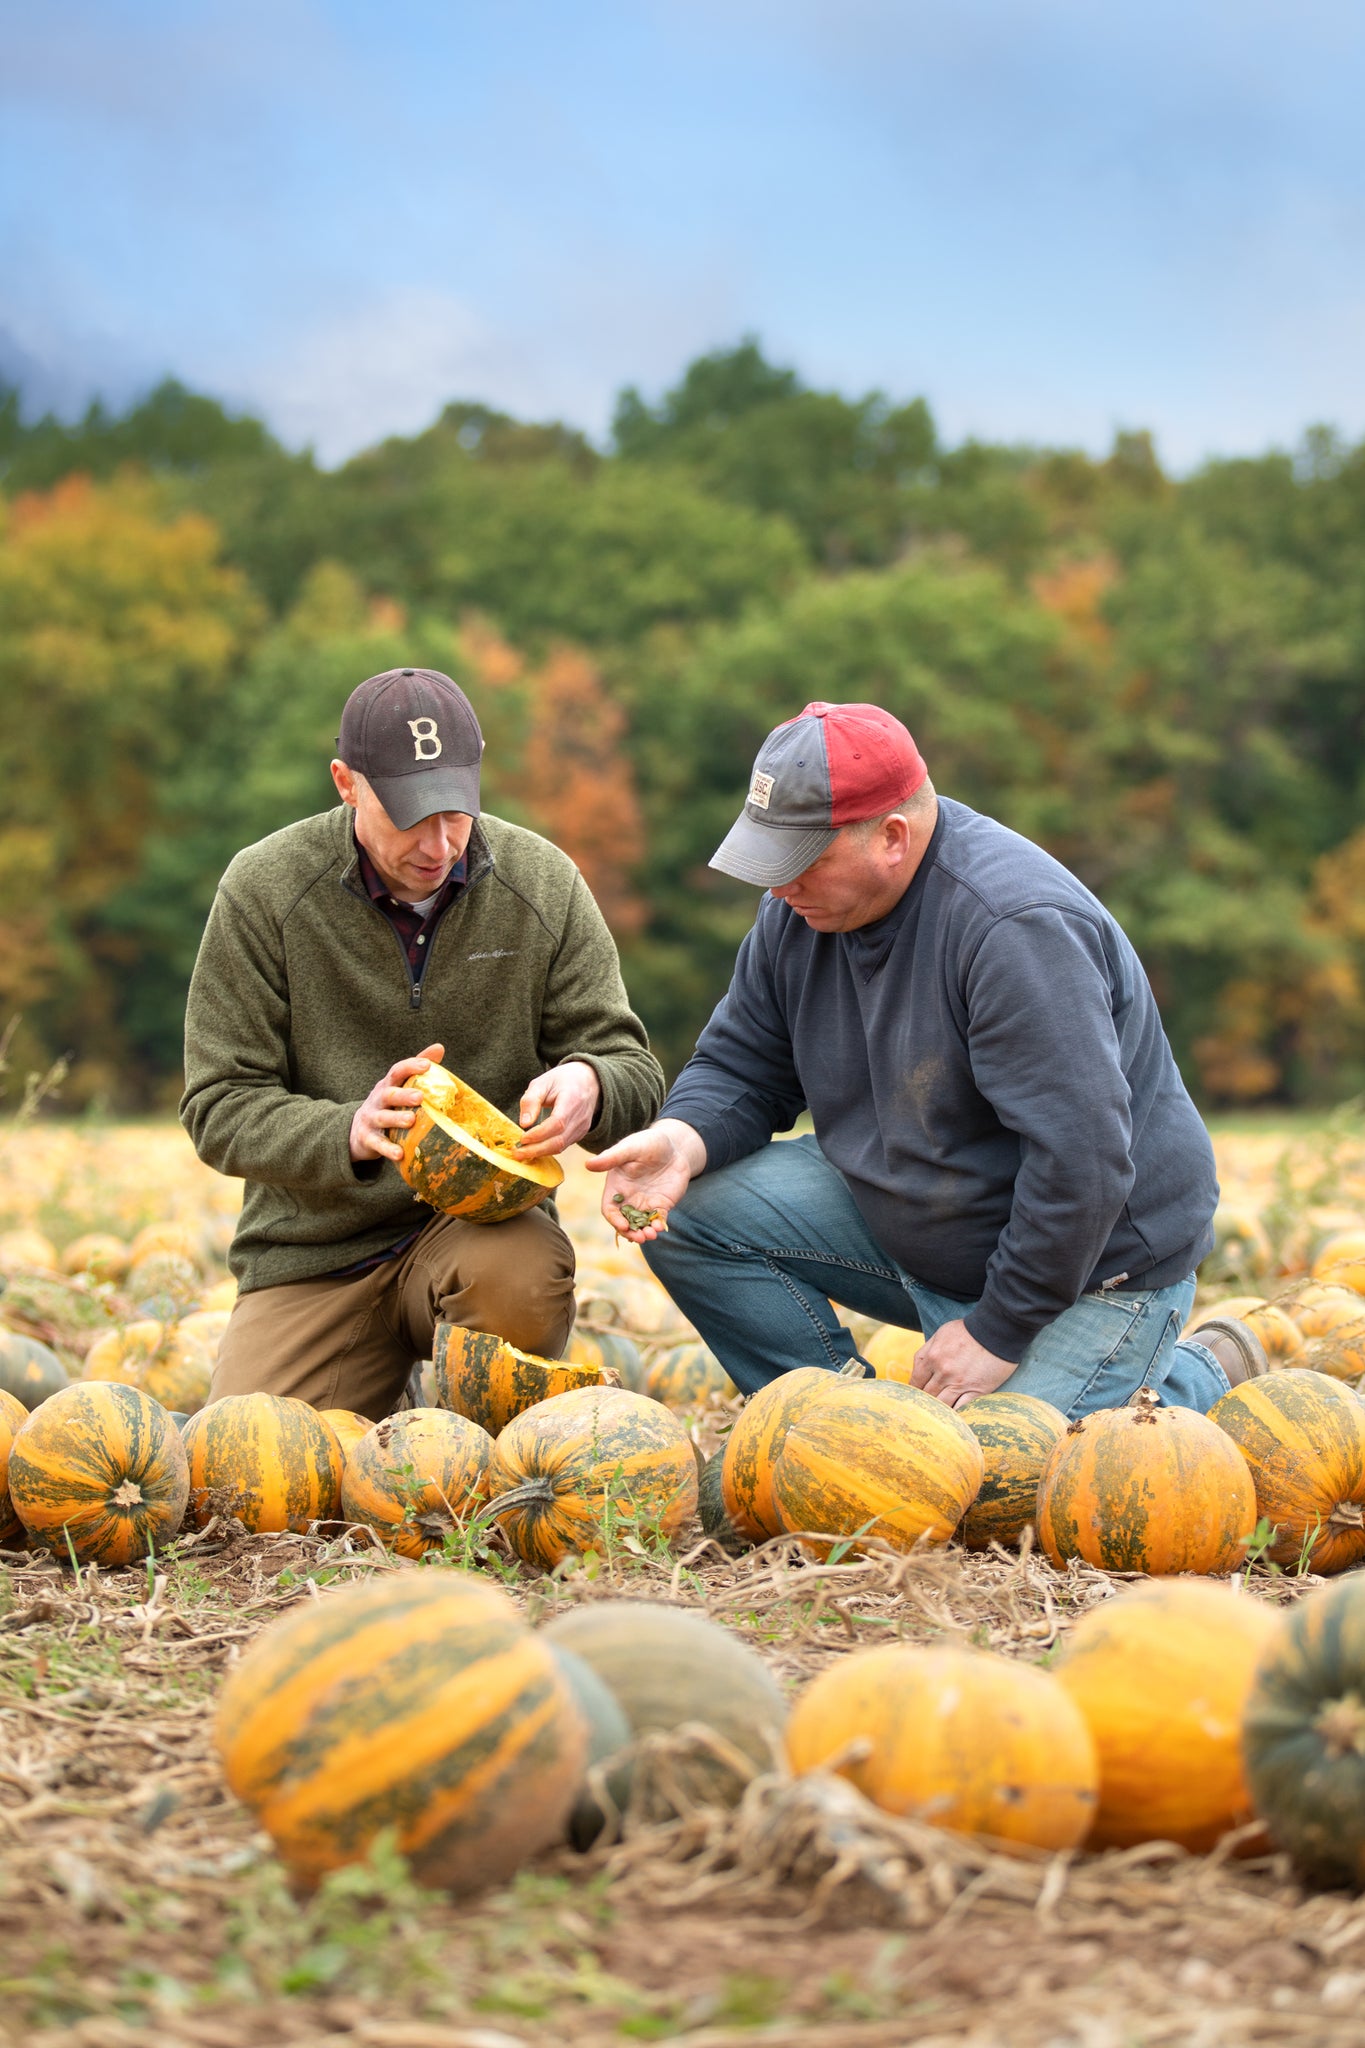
[748,770,775,811]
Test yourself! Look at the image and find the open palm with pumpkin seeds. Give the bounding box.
[589,1118,708,1239]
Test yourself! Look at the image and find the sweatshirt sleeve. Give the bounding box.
[959,907,1138,1361]
[536,871,666,1151]
[179,881,367,1195]
[659,918,807,1167]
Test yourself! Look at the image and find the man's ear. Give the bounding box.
[331,759,358,807]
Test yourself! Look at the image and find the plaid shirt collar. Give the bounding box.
[353,832,467,971]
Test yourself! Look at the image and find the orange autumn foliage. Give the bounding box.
[519,646,646,937]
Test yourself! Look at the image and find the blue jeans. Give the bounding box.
[644,1136,1229,1418]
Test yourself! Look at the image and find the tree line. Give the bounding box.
[2,343,1363,1110]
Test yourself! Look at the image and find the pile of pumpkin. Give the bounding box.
[1188,1227,1365,1384]
[0,1319,709,1572]
[212,1559,1365,1904]
[701,1356,1365,1579]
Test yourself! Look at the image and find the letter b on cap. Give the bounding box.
[408,717,442,761]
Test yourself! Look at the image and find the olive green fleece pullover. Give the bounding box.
[180,806,664,1294]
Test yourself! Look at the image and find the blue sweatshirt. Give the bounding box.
[662,798,1218,1361]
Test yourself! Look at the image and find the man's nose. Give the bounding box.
[416,820,454,859]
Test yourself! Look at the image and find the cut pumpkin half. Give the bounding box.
[397,1062,564,1222]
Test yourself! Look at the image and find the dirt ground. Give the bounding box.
[6,1116,1365,2046]
[3,1516,1364,2048]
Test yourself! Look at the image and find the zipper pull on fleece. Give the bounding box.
[410,982,422,1011]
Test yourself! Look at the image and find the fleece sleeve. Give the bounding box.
[179,883,366,1195]
[959,907,1138,1361]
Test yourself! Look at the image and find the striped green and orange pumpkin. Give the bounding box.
[83,1319,213,1416]
[0,1386,29,1545]
[433,1323,602,1434]
[642,1342,735,1410]
[7,1380,189,1566]
[318,1408,375,1461]
[0,1331,71,1411]
[771,1378,984,1557]
[182,1393,343,1533]
[958,1391,1069,1551]
[1242,1576,1365,1886]
[721,1365,851,1545]
[485,1386,698,1569]
[1037,1390,1256,1575]
[566,1325,645,1391]
[697,1449,748,1555]
[215,1571,588,1892]
[341,1409,493,1558]
[1210,1370,1365,1575]
[396,1062,563,1222]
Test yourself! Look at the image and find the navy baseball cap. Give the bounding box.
[337,668,483,829]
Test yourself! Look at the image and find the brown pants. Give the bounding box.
[212,1206,576,1419]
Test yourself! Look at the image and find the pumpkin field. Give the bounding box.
[6,1113,1365,2048]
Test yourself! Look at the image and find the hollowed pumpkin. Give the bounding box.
[396,1061,563,1222]
[1053,1580,1280,1851]
[1036,1390,1257,1575]
[215,1571,588,1893]
[485,1385,698,1569]
[433,1322,602,1434]
[1242,1576,1365,1886]
[958,1391,1068,1551]
[341,1409,493,1558]
[1210,1370,1365,1574]
[771,1378,984,1557]
[181,1393,343,1533]
[8,1380,189,1566]
[786,1643,1098,1853]
[0,1386,29,1545]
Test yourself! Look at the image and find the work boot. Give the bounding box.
[1193,1316,1271,1389]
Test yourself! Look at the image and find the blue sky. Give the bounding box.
[4,0,1364,468]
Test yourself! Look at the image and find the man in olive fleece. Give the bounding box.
[181,666,664,1418]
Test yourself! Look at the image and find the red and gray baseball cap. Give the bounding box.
[710,701,927,888]
[337,668,483,830]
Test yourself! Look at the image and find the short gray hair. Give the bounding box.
[846,777,937,841]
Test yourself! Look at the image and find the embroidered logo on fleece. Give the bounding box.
[748,770,775,811]
[468,949,517,960]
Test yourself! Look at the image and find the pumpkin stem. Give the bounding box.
[1328,1501,1365,1531]
[1314,1692,1365,1760]
[111,1480,144,1508]
[1129,1387,1161,1425]
[484,1478,558,1520]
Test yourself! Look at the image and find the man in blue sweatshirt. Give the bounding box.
[589,700,1264,1416]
